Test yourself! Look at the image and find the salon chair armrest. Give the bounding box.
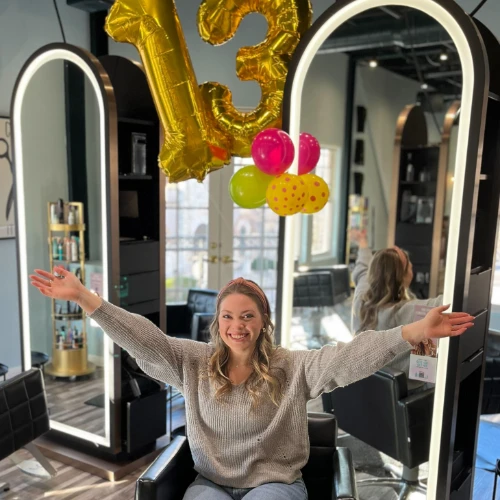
[191,312,214,342]
[334,447,358,499]
[135,436,196,500]
[166,304,191,338]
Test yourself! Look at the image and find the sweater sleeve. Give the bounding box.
[88,300,210,391]
[351,248,373,333]
[297,326,413,400]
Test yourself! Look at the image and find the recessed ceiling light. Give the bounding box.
[368,59,378,68]
[421,83,429,90]
[439,52,449,61]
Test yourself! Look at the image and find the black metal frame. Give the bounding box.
[278,1,500,498]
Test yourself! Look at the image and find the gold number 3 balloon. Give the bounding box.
[105,0,311,182]
[198,0,312,157]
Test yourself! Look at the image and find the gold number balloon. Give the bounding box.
[198,0,312,157]
[105,0,231,183]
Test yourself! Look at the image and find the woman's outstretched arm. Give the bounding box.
[298,305,474,400]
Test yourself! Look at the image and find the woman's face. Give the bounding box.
[218,293,264,355]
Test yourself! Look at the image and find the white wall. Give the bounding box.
[296,52,350,265]
[354,66,422,250]
[1,0,500,371]
[0,0,89,374]
[21,60,69,356]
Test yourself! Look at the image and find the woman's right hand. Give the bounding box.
[350,228,368,248]
[30,265,87,304]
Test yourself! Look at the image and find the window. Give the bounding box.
[165,178,210,302]
[311,148,337,257]
[232,157,280,312]
[165,157,280,310]
[489,227,500,330]
[299,146,341,265]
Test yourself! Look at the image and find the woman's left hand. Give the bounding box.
[402,305,474,345]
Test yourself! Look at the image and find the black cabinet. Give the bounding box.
[99,55,165,332]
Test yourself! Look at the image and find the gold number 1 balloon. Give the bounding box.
[105,0,231,183]
[198,0,312,157]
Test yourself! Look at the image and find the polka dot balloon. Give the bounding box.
[266,173,308,216]
[301,174,330,214]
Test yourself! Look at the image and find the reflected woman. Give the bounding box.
[350,229,443,390]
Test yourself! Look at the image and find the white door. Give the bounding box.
[165,157,281,311]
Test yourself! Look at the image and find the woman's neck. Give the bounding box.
[228,351,254,369]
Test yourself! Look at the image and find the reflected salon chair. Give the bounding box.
[0,368,56,493]
[293,265,351,308]
[293,266,351,348]
[135,412,359,500]
[166,289,218,341]
[322,368,434,499]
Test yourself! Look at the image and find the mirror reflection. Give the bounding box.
[290,6,462,498]
[21,59,106,437]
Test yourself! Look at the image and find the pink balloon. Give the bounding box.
[251,128,295,176]
[298,132,321,175]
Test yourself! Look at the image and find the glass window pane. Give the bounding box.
[165,178,209,302]
[310,148,336,257]
[232,158,280,312]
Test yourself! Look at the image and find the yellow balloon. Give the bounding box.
[301,174,330,214]
[105,0,231,183]
[198,0,313,157]
[266,173,308,216]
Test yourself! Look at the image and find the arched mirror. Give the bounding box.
[12,45,117,449]
[279,1,490,498]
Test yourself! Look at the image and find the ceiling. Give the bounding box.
[319,6,462,105]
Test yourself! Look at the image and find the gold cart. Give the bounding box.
[44,201,95,377]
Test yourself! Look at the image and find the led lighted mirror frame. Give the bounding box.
[280,0,488,498]
[13,45,113,448]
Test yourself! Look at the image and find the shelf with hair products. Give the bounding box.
[388,101,460,299]
[45,200,95,377]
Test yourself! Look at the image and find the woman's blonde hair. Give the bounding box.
[208,279,284,408]
[358,247,414,332]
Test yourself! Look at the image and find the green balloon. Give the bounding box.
[229,166,273,209]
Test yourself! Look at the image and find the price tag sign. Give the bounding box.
[409,305,438,384]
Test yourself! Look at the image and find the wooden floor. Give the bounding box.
[44,368,106,437]
[0,395,186,500]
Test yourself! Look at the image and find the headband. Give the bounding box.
[392,246,408,268]
[218,277,269,314]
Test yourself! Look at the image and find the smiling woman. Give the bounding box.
[29,262,473,499]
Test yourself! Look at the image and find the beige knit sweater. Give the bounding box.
[89,300,412,488]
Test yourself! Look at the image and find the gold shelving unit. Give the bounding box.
[44,201,95,377]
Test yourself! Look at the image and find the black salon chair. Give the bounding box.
[0,368,56,492]
[293,265,351,308]
[322,367,433,499]
[293,266,351,348]
[135,412,358,500]
[31,351,49,372]
[0,364,8,381]
[166,289,218,340]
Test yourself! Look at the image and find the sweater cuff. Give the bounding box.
[385,326,414,356]
[87,299,112,319]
